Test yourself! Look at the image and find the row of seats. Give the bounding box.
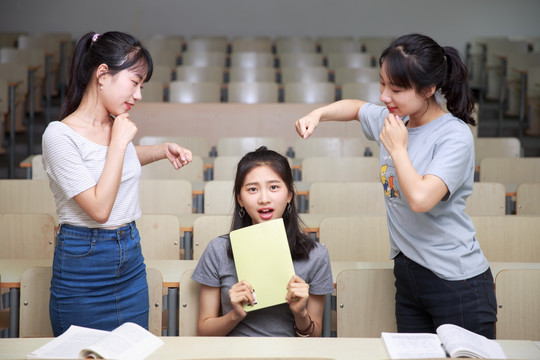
[10,265,540,339]
[2,200,540,262]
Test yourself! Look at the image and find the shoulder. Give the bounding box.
[309,242,331,261]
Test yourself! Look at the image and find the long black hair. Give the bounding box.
[379,33,476,125]
[59,31,153,119]
[229,146,315,260]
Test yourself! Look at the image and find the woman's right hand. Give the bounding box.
[295,112,320,139]
[111,112,138,146]
[228,280,255,320]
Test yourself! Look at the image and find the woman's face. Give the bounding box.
[379,62,430,118]
[237,165,293,225]
[101,68,145,115]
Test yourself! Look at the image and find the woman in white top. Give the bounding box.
[42,31,192,336]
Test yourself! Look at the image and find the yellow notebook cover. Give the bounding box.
[230,218,295,312]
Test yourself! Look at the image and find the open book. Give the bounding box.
[27,322,164,360]
[382,324,506,359]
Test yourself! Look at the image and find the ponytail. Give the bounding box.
[440,46,476,125]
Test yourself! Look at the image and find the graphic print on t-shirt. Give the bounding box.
[380,164,400,200]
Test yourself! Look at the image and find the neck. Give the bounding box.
[407,98,445,128]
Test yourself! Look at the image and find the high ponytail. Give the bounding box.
[380,33,476,125]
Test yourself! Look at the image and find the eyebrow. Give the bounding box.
[244,179,282,187]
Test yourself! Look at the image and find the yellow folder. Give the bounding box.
[230,218,295,312]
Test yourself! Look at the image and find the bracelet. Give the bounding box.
[294,315,314,337]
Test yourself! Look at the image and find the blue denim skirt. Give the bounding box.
[49,222,148,336]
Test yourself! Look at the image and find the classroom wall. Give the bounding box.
[1,0,539,54]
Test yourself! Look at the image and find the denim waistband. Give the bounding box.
[57,221,137,240]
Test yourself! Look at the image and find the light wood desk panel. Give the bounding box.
[1,336,540,360]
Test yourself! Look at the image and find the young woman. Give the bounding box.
[192,147,334,337]
[42,31,192,336]
[295,33,497,338]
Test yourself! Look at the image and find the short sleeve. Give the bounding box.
[191,236,227,287]
[42,122,97,199]
[305,244,334,296]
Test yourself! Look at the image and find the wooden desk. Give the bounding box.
[1,336,540,360]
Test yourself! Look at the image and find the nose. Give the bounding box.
[134,85,143,101]
[258,189,270,204]
[379,87,391,104]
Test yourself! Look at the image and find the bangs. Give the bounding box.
[123,48,153,82]
[381,49,415,90]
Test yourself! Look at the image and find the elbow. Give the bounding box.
[88,209,112,224]
[407,195,436,213]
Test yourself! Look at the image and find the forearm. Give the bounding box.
[197,310,245,336]
[313,99,366,123]
[136,143,166,166]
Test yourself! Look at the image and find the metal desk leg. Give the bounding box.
[28,69,35,155]
[518,72,527,144]
[322,293,332,337]
[167,288,178,336]
[8,84,16,179]
[9,288,20,338]
[183,230,193,260]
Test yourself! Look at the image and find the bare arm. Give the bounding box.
[72,113,136,223]
[295,99,367,139]
[380,114,448,212]
[286,275,326,337]
[136,142,193,168]
[197,280,255,336]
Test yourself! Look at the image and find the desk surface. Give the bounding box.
[1,336,540,360]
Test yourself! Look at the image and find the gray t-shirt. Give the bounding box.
[192,235,334,336]
[359,103,489,281]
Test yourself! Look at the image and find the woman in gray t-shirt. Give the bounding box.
[192,147,334,337]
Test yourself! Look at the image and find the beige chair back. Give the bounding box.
[301,157,380,182]
[280,66,329,83]
[175,66,224,83]
[294,137,378,159]
[284,82,335,104]
[193,215,232,260]
[319,216,390,261]
[216,137,287,156]
[0,179,57,221]
[479,157,540,192]
[212,156,241,181]
[19,267,163,337]
[495,269,540,340]
[179,269,200,336]
[229,52,274,68]
[326,52,372,70]
[334,67,380,86]
[139,179,193,216]
[336,269,396,337]
[138,214,181,260]
[516,183,540,215]
[474,137,521,166]
[169,81,222,103]
[181,51,227,67]
[0,213,55,259]
[465,182,506,216]
[139,81,165,103]
[472,215,540,262]
[228,67,276,82]
[278,53,324,67]
[226,82,279,103]
[342,82,382,104]
[203,181,235,215]
[309,182,385,215]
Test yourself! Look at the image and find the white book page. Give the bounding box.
[27,326,108,359]
[381,332,447,359]
[80,322,164,360]
[437,324,506,359]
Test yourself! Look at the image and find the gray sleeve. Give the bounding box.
[192,236,227,287]
[302,244,334,296]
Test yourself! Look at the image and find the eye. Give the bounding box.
[270,185,279,190]
[246,187,258,193]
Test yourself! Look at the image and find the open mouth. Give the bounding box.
[258,208,274,220]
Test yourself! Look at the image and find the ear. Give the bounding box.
[423,85,437,99]
[287,191,293,204]
[96,63,109,80]
[237,194,244,208]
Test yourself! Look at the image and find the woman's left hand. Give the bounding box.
[165,143,193,169]
[379,114,408,156]
[285,275,310,316]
